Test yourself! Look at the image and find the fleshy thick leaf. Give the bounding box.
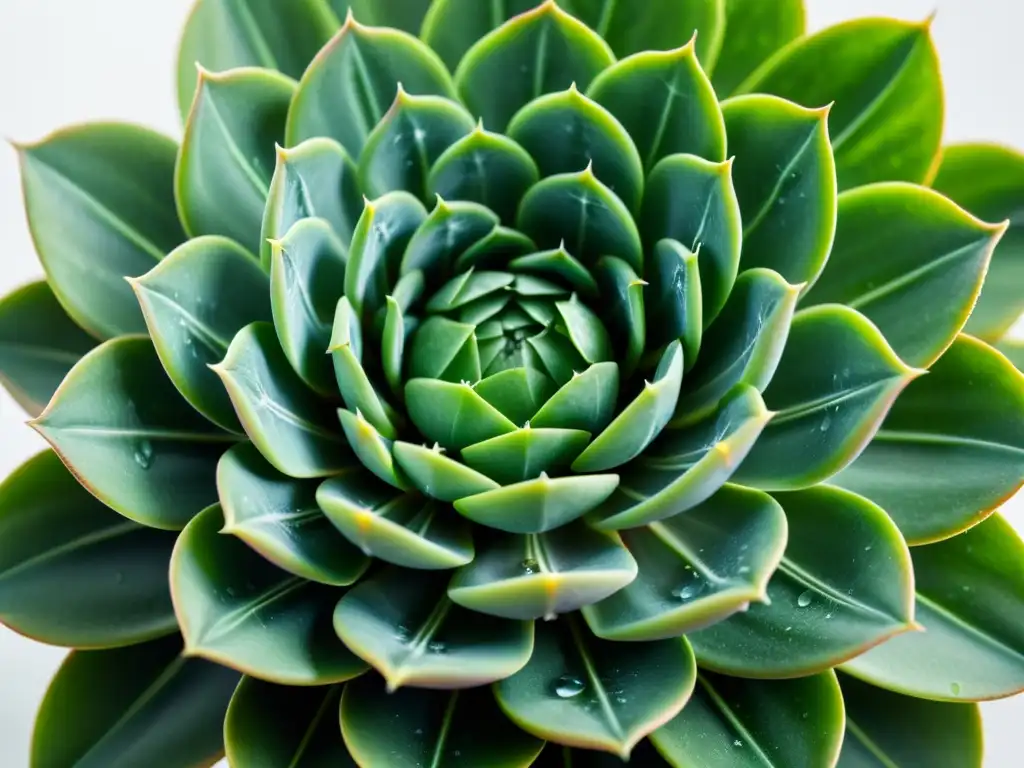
[462,427,591,485]
[132,235,271,432]
[176,67,295,255]
[317,470,474,569]
[495,617,696,758]
[835,335,1024,544]
[721,94,836,288]
[214,322,350,478]
[392,441,500,501]
[449,521,637,621]
[673,268,799,427]
[844,513,1024,701]
[335,567,533,690]
[837,674,983,768]
[641,154,741,325]
[218,442,369,586]
[406,378,518,451]
[586,0,725,66]
[176,0,338,119]
[17,123,185,338]
[421,0,538,71]
[711,0,805,98]
[454,2,614,131]
[270,218,348,395]
[0,450,177,648]
[931,143,1024,340]
[589,385,770,530]
[652,670,844,768]
[0,281,96,417]
[530,362,619,434]
[342,674,544,767]
[584,484,786,642]
[594,258,645,377]
[31,337,232,530]
[171,504,366,684]
[32,634,239,768]
[260,136,363,270]
[734,305,920,490]
[689,486,915,678]
[803,183,1005,368]
[333,0,433,33]
[225,680,355,768]
[286,16,457,156]
[739,17,942,191]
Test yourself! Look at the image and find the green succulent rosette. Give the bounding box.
[2,1,1024,766]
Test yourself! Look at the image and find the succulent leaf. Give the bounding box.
[332,0,434,34]
[835,335,1024,545]
[0,450,177,648]
[0,281,96,417]
[651,670,845,768]
[16,123,185,338]
[31,634,239,768]
[843,513,1024,702]
[710,0,806,98]
[225,680,355,767]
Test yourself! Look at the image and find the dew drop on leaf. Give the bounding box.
[671,583,701,601]
[951,682,961,695]
[521,558,539,575]
[428,641,447,654]
[553,675,586,699]
[797,590,812,608]
[133,439,154,470]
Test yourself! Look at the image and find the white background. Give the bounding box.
[0,1,1021,765]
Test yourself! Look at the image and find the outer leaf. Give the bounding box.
[588,43,724,173]
[334,567,533,690]
[0,281,96,417]
[711,0,805,98]
[176,67,295,255]
[421,0,541,71]
[587,0,724,67]
[214,322,351,478]
[0,450,176,648]
[17,123,184,338]
[641,154,741,325]
[834,335,1024,545]
[998,338,1024,372]
[317,470,474,569]
[342,675,544,767]
[508,85,644,212]
[733,305,920,490]
[843,513,1024,701]
[225,680,355,768]
[721,95,836,287]
[672,268,800,427]
[171,504,366,684]
[359,89,475,201]
[589,385,770,530]
[286,16,457,156]
[332,0,433,33]
[689,486,915,678]
[584,484,786,643]
[449,521,638,620]
[270,218,348,395]
[572,341,683,473]
[427,125,540,225]
[454,2,615,132]
[176,0,338,119]
[518,166,643,273]
[31,634,239,768]
[931,143,1024,340]
[260,136,363,270]
[454,473,620,534]
[132,235,271,432]
[652,671,844,768]
[739,17,943,191]
[532,741,668,766]
[218,442,369,586]
[31,337,233,530]
[495,617,696,758]
[803,183,1005,367]
[837,674,983,768]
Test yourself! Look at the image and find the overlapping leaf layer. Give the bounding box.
[2,1,1023,766]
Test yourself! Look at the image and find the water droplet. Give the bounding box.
[825,612,833,620]
[951,682,961,695]
[133,440,154,469]
[733,739,743,748]
[414,728,423,736]
[453,750,462,758]
[428,641,447,654]
[395,624,410,641]
[784,625,792,632]
[738,566,751,575]
[615,696,628,704]
[801,712,809,720]
[553,675,585,699]
[797,590,812,608]
[521,558,539,575]
[864,545,873,551]
[671,582,702,601]
[819,415,832,432]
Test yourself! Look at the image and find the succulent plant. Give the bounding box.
[3,0,1024,765]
